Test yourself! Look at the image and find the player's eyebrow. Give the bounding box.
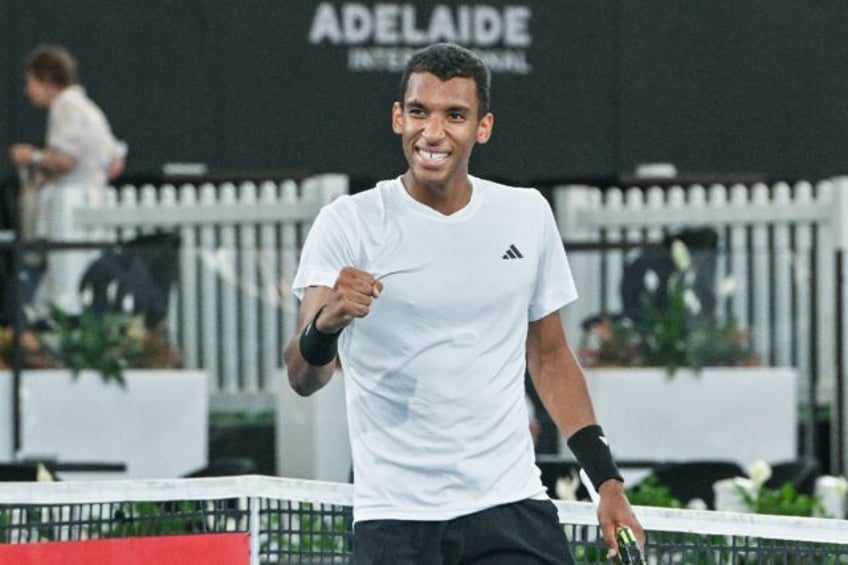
[404,99,426,110]
[404,99,471,116]
[445,105,471,116]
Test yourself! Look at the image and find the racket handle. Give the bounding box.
[615,526,645,565]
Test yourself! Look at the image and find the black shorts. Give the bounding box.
[352,499,575,565]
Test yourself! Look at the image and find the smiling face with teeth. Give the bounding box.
[392,71,494,215]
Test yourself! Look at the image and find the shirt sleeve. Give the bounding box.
[47,99,88,159]
[47,91,126,167]
[112,139,129,160]
[291,198,357,300]
[528,193,578,321]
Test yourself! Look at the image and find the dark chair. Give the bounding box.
[536,459,589,501]
[580,227,720,339]
[183,456,257,478]
[636,460,745,509]
[79,231,180,328]
[152,457,258,530]
[765,458,820,495]
[0,462,55,481]
[620,227,719,324]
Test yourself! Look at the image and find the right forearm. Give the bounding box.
[286,288,340,396]
[285,269,381,396]
[287,356,335,396]
[284,336,336,396]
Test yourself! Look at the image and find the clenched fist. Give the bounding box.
[315,266,383,333]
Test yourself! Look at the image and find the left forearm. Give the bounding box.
[526,314,597,439]
[12,144,76,175]
[527,316,625,493]
[526,308,643,555]
[38,147,76,174]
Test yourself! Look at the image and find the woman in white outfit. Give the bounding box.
[8,44,127,312]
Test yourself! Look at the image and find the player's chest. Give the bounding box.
[362,222,538,314]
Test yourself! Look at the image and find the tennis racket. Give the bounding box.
[615,525,645,565]
[578,469,646,564]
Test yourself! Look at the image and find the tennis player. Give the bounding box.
[285,42,643,564]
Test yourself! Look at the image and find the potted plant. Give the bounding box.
[0,293,207,479]
[568,239,797,466]
[578,239,758,376]
[0,291,180,386]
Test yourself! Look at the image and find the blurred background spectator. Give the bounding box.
[7,44,127,312]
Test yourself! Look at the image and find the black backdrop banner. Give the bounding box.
[2,1,848,186]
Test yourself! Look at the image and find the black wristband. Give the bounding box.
[298,306,342,366]
[566,424,623,491]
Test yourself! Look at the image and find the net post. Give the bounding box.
[249,496,261,565]
[831,177,848,475]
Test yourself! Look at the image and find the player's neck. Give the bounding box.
[401,172,472,216]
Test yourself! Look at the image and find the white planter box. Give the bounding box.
[570,367,798,467]
[0,369,209,479]
[275,370,351,483]
[0,375,11,462]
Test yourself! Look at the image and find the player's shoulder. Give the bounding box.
[472,176,547,208]
[340,178,397,211]
[321,178,394,222]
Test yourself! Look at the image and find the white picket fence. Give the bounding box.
[64,174,347,411]
[554,178,848,471]
[46,174,848,472]
[60,176,846,408]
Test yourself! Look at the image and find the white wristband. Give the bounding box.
[30,149,44,166]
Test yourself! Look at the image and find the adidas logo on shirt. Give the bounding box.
[502,244,524,260]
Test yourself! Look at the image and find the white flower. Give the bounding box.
[122,293,135,314]
[686,498,708,511]
[733,476,756,493]
[555,471,581,501]
[714,477,751,512]
[670,239,691,271]
[23,304,39,323]
[747,460,773,488]
[683,289,702,315]
[56,293,74,311]
[644,269,660,293]
[718,276,736,296]
[107,281,119,304]
[80,285,94,307]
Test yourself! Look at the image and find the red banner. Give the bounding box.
[0,533,249,565]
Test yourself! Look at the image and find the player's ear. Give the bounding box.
[391,102,403,135]
[476,112,493,144]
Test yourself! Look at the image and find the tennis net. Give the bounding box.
[0,475,846,563]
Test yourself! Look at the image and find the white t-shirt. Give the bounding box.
[32,86,127,312]
[292,176,577,522]
[46,85,127,192]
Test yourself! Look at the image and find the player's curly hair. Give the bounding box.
[399,43,491,118]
